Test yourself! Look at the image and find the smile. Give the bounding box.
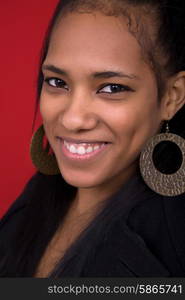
[59,138,110,161]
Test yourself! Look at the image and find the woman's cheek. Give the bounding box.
[40,96,56,122]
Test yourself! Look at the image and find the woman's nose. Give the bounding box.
[59,94,98,132]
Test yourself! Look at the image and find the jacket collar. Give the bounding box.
[117,223,170,277]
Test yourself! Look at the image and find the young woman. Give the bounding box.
[0,0,185,277]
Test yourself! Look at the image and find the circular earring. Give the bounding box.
[30,124,60,175]
[139,122,185,196]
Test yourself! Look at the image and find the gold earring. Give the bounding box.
[139,122,185,196]
[30,124,60,175]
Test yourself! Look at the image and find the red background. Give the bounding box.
[0,0,59,218]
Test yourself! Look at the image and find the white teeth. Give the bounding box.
[86,146,93,153]
[77,146,86,155]
[69,145,77,154]
[64,140,104,155]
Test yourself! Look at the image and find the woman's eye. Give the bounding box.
[44,77,68,89]
[98,84,132,94]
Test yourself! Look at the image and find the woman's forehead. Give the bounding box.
[47,13,144,67]
[48,11,159,72]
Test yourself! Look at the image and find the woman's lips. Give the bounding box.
[58,138,110,161]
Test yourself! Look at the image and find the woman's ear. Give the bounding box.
[161,71,185,120]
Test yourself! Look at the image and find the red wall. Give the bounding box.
[0,0,59,218]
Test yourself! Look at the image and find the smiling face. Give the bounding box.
[40,12,165,192]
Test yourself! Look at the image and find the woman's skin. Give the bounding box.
[35,11,185,278]
[40,12,185,216]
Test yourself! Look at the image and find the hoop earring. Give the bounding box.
[30,124,60,175]
[139,122,185,196]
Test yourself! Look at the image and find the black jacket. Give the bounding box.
[0,172,185,277]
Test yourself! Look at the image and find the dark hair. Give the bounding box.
[1,0,185,277]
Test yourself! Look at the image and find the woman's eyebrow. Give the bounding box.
[42,64,67,76]
[42,64,140,80]
[92,71,140,80]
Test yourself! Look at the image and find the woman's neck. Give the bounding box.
[72,163,138,216]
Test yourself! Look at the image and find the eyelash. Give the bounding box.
[44,77,134,94]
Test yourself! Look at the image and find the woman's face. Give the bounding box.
[40,12,165,190]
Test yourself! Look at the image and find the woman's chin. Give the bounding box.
[61,172,101,189]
